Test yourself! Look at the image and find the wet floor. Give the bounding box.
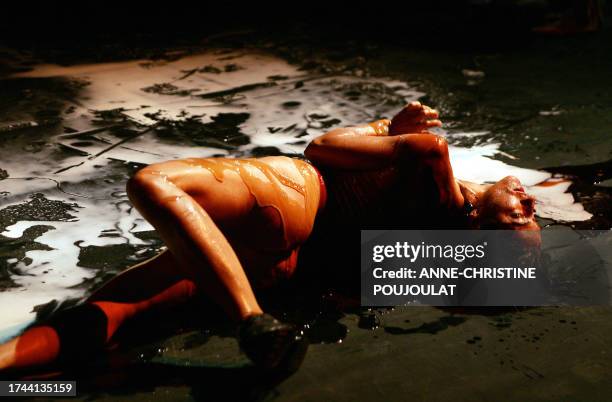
[0,19,611,402]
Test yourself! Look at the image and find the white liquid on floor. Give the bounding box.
[0,50,591,341]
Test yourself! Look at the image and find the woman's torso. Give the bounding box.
[173,156,323,288]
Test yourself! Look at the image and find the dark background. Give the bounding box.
[2,0,608,53]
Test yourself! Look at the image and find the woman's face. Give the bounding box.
[478,176,539,231]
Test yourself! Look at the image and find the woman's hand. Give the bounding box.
[389,101,442,135]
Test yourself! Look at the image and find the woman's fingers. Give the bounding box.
[401,103,439,120]
[409,120,442,132]
[423,106,439,119]
[407,101,422,110]
[390,103,442,134]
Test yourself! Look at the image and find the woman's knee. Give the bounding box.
[127,166,165,201]
[126,165,187,217]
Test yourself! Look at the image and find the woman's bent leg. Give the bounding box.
[127,166,263,322]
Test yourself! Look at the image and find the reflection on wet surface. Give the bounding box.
[0,27,611,401]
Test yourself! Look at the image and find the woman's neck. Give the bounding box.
[457,180,490,208]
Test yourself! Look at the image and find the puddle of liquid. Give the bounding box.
[0,50,593,340]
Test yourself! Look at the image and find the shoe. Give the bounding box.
[238,313,308,371]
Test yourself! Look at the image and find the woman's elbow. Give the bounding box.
[426,136,449,159]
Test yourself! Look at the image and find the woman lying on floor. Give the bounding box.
[0,102,539,372]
